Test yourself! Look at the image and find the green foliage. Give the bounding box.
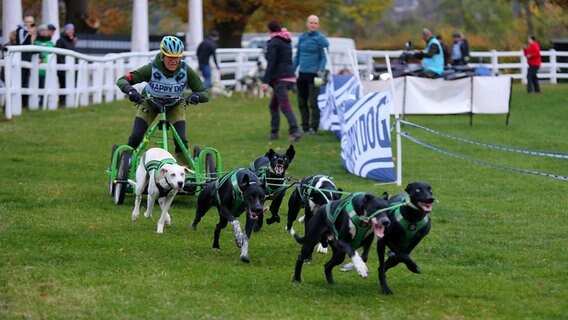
[0,84,567,318]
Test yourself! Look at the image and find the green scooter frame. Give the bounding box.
[107,96,222,205]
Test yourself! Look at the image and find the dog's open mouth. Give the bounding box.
[419,202,433,213]
[371,217,386,239]
[274,164,285,176]
[248,209,259,220]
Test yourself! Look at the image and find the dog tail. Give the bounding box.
[127,179,137,188]
[288,227,305,244]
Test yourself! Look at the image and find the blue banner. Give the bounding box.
[340,91,396,182]
[318,75,360,139]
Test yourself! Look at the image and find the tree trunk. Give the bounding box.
[64,0,99,34]
[214,21,247,48]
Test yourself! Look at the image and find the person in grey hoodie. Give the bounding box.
[293,15,329,135]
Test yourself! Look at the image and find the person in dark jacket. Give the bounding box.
[261,20,301,142]
[196,31,221,89]
[451,31,470,66]
[55,23,78,105]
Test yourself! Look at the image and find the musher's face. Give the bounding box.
[163,55,181,72]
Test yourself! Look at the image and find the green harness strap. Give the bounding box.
[325,193,409,249]
[256,166,287,198]
[325,192,370,249]
[145,158,177,179]
[300,175,335,203]
[214,168,245,216]
[392,197,429,248]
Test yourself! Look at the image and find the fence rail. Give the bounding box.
[1,46,567,119]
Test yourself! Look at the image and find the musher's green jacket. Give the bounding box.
[116,53,209,103]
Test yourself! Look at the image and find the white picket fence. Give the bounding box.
[1,45,567,119]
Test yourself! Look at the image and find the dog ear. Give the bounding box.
[382,191,390,200]
[362,193,375,204]
[184,166,196,175]
[240,173,250,188]
[405,182,417,194]
[286,145,296,162]
[266,149,276,159]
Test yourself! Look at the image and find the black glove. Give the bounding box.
[121,84,143,104]
[127,89,143,104]
[186,93,201,105]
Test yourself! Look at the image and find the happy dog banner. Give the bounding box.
[318,74,360,139]
[340,91,396,182]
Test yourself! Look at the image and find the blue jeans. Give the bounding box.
[199,63,212,89]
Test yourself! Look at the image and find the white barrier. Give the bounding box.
[1,46,567,119]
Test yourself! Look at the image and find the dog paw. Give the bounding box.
[340,262,355,272]
[190,223,198,231]
[144,211,152,219]
[156,224,164,234]
[131,211,139,221]
[298,215,305,224]
[352,254,368,278]
[407,263,421,274]
[266,215,281,225]
[316,243,328,254]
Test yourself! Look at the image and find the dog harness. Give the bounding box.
[391,196,429,248]
[144,157,178,198]
[214,168,246,216]
[325,193,377,249]
[298,175,336,204]
[252,165,287,199]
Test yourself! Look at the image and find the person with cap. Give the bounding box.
[115,35,209,163]
[34,24,55,108]
[451,31,470,66]
[46,24,57,38]
[55,23,78,105]
[260,20,301,142]
[523,35,541,93]
[412,28,444,78]
[196,31,221,89]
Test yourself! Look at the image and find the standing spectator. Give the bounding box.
[34,24,55,108]
[55,23,78,105]
[196,31,221,89]
[46,24,57,38]
[436,35,451,67]
[260,20,301,142]
[15,15,37,106]
[451,31,470,66]
[293,15,329,135]
[523,35,541,93]
[412,28,444,78]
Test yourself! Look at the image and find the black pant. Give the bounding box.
[527,65,540,93]
[296,72,320,132]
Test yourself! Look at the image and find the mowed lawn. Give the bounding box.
[0,84,567,319]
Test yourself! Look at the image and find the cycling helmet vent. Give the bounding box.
[160,36,184,57]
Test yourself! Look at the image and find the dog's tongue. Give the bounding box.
[275,164,284,175]
[419,202,433,212]
[371,217,385,239]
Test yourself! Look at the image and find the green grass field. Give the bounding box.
[1,84,567,319]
